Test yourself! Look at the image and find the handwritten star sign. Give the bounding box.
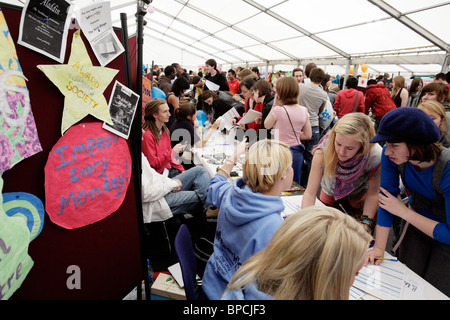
[38,30,118,135]
[44,122,131,229]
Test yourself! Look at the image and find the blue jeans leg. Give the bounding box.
[165,166,210,214]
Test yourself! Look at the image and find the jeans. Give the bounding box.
[164,166,210,215]
[301,126,320,186]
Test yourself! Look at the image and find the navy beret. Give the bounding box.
[370,107,440,145]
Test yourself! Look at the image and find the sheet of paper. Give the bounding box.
[349,286,367,300]
[353,263,405,300]
[237,109,262,125]
[18,0,73,63]
[218,107,240,131]
[205,79,220,91]
[102,80,140,139]
[281,195,302,219]
[168,262,184,288]
[75,1,125,66]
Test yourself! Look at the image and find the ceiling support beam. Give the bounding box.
[174,0,298,60]
[152,6,267,63]
[243,0,351,60]
[368,0,450,52]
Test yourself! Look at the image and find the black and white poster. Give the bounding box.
[102,81,139,140]
[18,0,73,63]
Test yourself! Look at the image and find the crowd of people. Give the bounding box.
[142,59,450,300]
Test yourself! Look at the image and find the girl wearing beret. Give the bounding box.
[367,107,450,297]
[302,113,382,234]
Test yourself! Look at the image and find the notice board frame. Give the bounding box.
[0,4,143,300]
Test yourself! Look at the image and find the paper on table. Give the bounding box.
[353,263,405,300]
[281,195,302,219]
[237,109,262,125]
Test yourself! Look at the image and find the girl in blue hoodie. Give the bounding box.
[202,139,294,300]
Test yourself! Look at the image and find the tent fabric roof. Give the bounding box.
[2,0,450,75]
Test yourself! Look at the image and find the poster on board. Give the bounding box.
[44,122,132,229]
[102,81,139,140]
[18,0,73,63]
[0,178,34,300]
[0,8,42,173]
[37,30,118,135]
[75,1,124,66]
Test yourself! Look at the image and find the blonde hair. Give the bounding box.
[225,206,371,300]
[391,75,406,99]
[418,101,448,135]
[323,113,375,179]
[242,140,292,193]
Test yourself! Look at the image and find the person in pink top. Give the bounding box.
[264,76,312,184]
[334,77,365,118]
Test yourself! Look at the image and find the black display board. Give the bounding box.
[1,4,142,300]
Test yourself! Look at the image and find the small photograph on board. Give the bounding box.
[103,81,139,139]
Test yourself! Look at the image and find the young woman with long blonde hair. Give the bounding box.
[223,206,371,300]
[302,113,382,234]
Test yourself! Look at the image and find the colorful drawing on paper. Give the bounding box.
[44,122,132,229]
[0,177,34,300]
[0,8,42,173]
[3,192,45,241]
[38,30,118,135]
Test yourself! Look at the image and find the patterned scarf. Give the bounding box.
[334,153,369,200]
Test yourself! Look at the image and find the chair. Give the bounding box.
[174,224,203,300]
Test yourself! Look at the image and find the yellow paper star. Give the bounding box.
[38,30,118,134]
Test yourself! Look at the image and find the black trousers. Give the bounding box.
[398,224,450,297]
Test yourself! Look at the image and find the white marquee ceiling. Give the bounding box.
[2,0,450,76]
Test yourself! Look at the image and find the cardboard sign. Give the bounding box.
[38,30,118,135]
[3,192,45,241]
[44,122,131,229]
[0,177,34,300]
[0,8,42,173]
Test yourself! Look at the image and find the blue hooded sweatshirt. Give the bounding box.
[202,174,284,300]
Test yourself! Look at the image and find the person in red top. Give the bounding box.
[364,79,396,132]
[227,69,240,95]
[232,76,262,132]
[142,98,211,217]
[334,77,365,118]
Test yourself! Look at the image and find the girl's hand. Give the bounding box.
[365,246,385,266]
[379,187,408,218]
[172,143,185,155]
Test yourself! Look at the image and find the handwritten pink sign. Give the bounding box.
[44,122,131,229]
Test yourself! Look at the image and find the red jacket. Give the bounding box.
[142,129,184,174]
[236,98,263,131]
[334,88,365,118]
[364,84,396,120]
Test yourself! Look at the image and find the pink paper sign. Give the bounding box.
[45,122,131,229]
